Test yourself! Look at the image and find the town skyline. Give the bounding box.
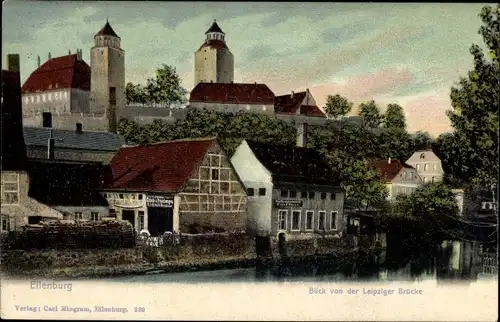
[2,2,488,136]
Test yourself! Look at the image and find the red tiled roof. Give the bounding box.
[370,159,414,182]
[198,39,228,51]
[107,138,216,192]
[274,92,326,117]
[21,54,90,94]
[189,82,275,105]
[95,21,119,38]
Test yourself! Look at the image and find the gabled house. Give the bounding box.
[274,89,326,118]
[371,158,423,200]
[405,149,445,183]
[102,137,247,236]
[1,54,63,231]
[188,82,275,115]
[231,140,345,240]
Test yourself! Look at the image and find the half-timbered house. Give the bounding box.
[102,137,247,235]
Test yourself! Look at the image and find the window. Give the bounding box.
[25,97,29,105]
[289,190,297,198]
[48,93,52,100]
[424,164,428,171]
[305,211,314,230]
[416,164,421,171]
[420,153,425,159]
[138,194,143,200]
[409,172,413,180]
[278,210,287,231]
[119,194,124,199]
[308,192,315,199]
[431,177,435,183]
[301,191,308,199]
[91,212,99,221]
[138,211,145,231]
[247,188,255,196]
[262,106,267,112]
[42,94,46,101]
[211,169,219,180]
[331,193,336,200]
[1,172,19,205]
[331,211,338,230]
[258,188,266,196]
[103,193,107,198]
[109,209,116,218]
[280,189,288,198]
[318,211,326,230]
[1,215,10,232]
[423,177,428,183]
[291,210,301,231]
[320,192,327,200]
[74,212,83,220]
[433,164,437,171]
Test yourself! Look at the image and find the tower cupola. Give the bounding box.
[205,19,225,42]
[94,19,121,48]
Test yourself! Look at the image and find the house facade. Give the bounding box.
[103,138,247,235]
[405,150,445,183]
[231,140,345,240]
[1,54,63,231]
[371,158,423,200]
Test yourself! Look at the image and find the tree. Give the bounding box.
[445,4,499,188]
[125,82,147,105]
[411,131,434,152]
[323,94,353,119]
[146,64,188,108]
[358,100,384,128]
[384,103,406,129]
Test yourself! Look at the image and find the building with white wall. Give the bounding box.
[405,150,445,184]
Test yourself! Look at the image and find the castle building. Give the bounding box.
[194,20,234,85]
[21,21,125,133]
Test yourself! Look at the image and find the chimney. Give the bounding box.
[68,49,71,55]
[76,122,83,133]
[388,157,392,164]
[47,129,55,160]
[291,90,294,98]
[296,122,308,148]
[7,54,20,72]
[37,55,41,68]
[48,52,52,60]
[77,49,82,60]
[42,112,52,128]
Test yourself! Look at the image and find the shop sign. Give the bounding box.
[146,195,174,208]
[274,199,303,207]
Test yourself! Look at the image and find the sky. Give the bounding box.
[2,2,489,136]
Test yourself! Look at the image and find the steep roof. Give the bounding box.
[27,160,110,207]
[1,69,28,171]
[21,54,91,94]
[246,141,340,186]
[190,82,275,105]
[198,39,228,51]
[370,159,414,182]
[205,21,224,34]
[95,21,120,38]
[107,138,216,192]
[274,91,326,117]
[23,127,125,152]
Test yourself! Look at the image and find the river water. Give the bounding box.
[100,242,497,284]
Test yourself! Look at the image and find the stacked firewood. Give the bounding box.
[10,220,136,250]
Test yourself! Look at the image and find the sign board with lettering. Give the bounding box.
[146,195,174,208]
[274,199,303,208]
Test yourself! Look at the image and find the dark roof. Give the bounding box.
[95,21,120,38]
[198,39,228,51]
[370,159,414,182]
[247,141,340,186]
[205,20,224,34]
[190,83,275,105]
[27,160,110,207]
[107,138,216,192]
[274,91,326,117]
[21,54,90,93]
[23,127,125,151]
[1,69,28,171]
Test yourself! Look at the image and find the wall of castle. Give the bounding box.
[22,89,72,116]
[216,48,234,83]
[26,146,117,164]
[194,47,217,84]
[70,89,91,114]
[23,114,109,132]
[189,102,275,115]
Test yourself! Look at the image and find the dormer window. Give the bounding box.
[420,153,425,159]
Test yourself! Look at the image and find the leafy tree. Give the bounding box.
[384,103,406,130]
[323,94,353,119]
[125,82,147,105]
[376,128,413,161]
[445,4,499,188]
[411,131,434,152]
[358,100,384,128]
[146,64,188,108]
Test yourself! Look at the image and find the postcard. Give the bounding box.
[1,1,498,321]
